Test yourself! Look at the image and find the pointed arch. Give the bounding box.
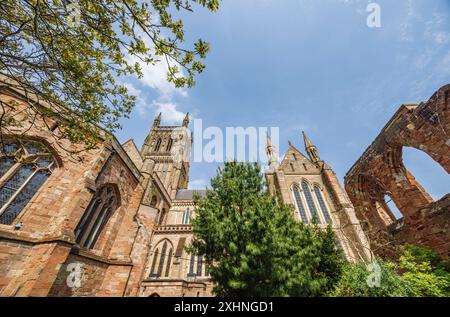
[402,146,449,201]
[149,239,173,278]
[166,138,173,152]
[75,183,121,249]
[154,138,162,152]
[292,185,309,224]
[301,180,321,224]
[0,138,58,225]
[313,185,332,224]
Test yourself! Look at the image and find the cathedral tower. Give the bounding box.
[140,113,192,201]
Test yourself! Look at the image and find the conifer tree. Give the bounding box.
[189,161,345,297]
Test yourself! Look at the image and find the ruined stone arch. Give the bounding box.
[401,146,449,201]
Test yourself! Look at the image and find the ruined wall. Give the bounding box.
[345,84,450,259]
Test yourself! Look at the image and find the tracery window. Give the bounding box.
[292,185,309,224]
[313,186,332,224]
[0,140,56,225]
[166,138,173,152]
[75,184,119,249]
[154,138,162,152]
[149,240,173,278]
[301,180,321,224]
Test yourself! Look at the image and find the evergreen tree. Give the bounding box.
[189,161,345,297]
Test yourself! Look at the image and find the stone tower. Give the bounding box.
[140,112,192,201]
[265,132,372,262]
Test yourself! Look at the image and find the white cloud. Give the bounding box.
[124,30,187,100]
[154,102,186,125]
[122,31,193,125]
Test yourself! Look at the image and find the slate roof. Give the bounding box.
[175,189,207,200]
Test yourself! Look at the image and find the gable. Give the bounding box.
[279,146,319,174]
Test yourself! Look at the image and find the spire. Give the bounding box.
[266,132,279,171]
[302,131,314,149]
[302,131,321,164]
[182,112,190,127]
[153,112,161,128]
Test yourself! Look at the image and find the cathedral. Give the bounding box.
[0,78,447,297]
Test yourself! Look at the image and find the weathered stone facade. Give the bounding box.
[265,134,372,262]
[345,84,450,260]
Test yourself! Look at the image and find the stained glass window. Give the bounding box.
[314,186,332,224]
[292,186,309,224]
[0,140,56,225]
[301,181,321,224]
[75,185,119,249]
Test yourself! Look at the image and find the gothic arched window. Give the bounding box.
[0,140,57,225]
[150,195,158,208]
[292,185,309,224]
[301,180,321,224]
[182,208,191,225]
[75,184,120,249]
[154,138,162,152]
[166,138,173,152]
[149,240,173,278]
[313,186,332,224]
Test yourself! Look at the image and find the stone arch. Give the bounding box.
[149,239,174,278]
[150,195,158,208]
[75,183,121,249]
[401,146,449,201]
[373,145,432,221]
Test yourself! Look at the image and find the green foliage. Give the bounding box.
[331,244,450,297]
[0,0,218,146]
[330,260,413,297]
[189,161,345,297]
[399,244,450,297]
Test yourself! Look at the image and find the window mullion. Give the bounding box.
[0,166,37,216]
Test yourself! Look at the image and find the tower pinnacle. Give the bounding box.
[182,113,190,127]
[266,132,279,171]
[302,131,321,164]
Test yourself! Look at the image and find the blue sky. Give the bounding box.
[116,0,450,199]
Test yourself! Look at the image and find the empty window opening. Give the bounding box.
[402,147,449,201]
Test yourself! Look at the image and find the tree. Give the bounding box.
[189,161,345,297]
[0,0,218,148]
[330,244,449,297]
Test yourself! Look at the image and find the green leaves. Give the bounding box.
[0,0,218,148]
[331,244,450,297]
[189,161,345,297]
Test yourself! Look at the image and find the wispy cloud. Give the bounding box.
[122,31,191,125]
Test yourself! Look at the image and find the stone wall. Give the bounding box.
[0,85,150,296]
